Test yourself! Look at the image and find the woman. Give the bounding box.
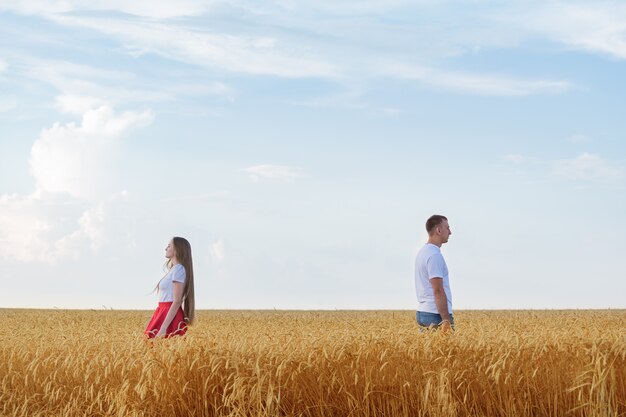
[144,237,195,338]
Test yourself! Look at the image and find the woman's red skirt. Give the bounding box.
[144,302,188,338]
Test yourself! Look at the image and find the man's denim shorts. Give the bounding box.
[416,311,455,329]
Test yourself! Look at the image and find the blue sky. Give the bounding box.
[1,1,625,310]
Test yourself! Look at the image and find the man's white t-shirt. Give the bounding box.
[415,243,453,314]
[158,264,186,302]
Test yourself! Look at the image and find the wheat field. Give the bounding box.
[0,309,624,417]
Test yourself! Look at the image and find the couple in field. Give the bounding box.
[144,214,453,338]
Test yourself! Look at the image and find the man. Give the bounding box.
[415,215,454,331]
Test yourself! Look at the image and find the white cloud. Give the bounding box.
[0,0,214,19]
[5,2,580,97]
[168,82,235,100]
[273,0,427,15]
[209,239,225,262]
[432,72,570,96]
[0,59,6,73]
[0,193,62,262]
[52,191,131,257]
[54,94,107,115]
[26,59,133,85]
[30,104,153,199]
[503,152,624,184]
[386,64,571,96]
[47,14,571,95]
[0,97,17,112]
[553,153,624,182]
[50,15,339,78]
[13,57,234,107]
[512,2,626,60]
[160,191,231,203]
[0,191,132,263]
[0,103,152,263]
[19,58,169,104]
[244,164,304,182]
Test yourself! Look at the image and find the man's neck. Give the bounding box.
[427,239,442,248]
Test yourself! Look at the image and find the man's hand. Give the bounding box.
[439,319,452,333]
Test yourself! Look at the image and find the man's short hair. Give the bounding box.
[425,215,448,234]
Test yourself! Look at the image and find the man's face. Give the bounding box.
[438,220,452,243]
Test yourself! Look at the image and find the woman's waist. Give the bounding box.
[157,301,180,306]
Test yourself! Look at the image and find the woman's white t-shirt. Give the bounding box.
[158,264,186,302]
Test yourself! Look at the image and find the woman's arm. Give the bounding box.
[156,282,184,337]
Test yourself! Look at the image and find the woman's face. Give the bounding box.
[165,239,176,259]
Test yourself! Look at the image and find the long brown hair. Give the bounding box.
[162,236,195,324]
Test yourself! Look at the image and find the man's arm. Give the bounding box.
[430,278,451,326]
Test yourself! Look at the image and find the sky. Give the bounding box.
[1,0,625,310]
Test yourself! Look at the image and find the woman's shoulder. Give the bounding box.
[170,263,186,282]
